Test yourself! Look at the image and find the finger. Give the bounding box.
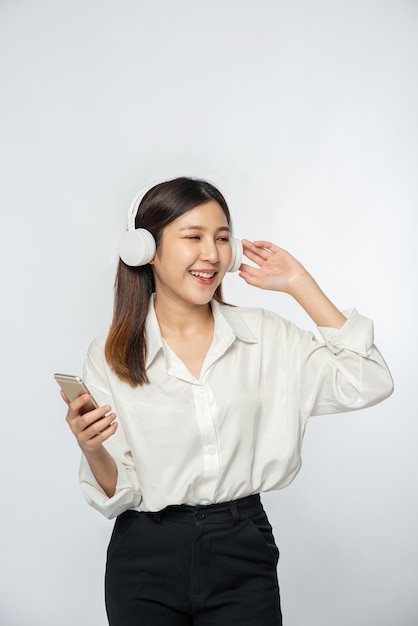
[70,411,116,442]
[239,262,260,276]
[242,239,274,261]
[238,265,264,288]
[80,418,118,448]
[67,398,111,425]
[79,422,118,450]
[82,413,117,440]
[89,421,118,445]
[78,408,113,431]
[68,393,94,413]
[66,394,91,422]
[253,240,281,253]
[242,245,270,266]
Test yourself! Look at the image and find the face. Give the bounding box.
[151,200,232,309]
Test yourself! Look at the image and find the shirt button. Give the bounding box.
[198,385,206,393]
[207,445,216,455]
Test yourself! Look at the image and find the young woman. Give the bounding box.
[62,177,393,626]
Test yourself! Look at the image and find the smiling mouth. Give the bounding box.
[189,270,216,280]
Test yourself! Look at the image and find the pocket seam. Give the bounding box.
[247,517,279,567]
[107,512,139,557]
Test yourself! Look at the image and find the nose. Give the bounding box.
[200,237,219,263]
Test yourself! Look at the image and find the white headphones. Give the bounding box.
[118,187,243,272]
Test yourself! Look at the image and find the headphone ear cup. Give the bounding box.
[118,229,156,266]
[228,238,243,273]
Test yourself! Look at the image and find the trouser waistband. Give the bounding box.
[148,494,262,526]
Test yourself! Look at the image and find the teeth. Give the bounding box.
[190,271,215,279]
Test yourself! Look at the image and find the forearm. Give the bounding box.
[82,445,118,498]
[288,271,347,329]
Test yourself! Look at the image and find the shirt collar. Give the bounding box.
[145,295,258,369]
[211,299,258,344]
[145,295,164,368]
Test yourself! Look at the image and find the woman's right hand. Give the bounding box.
[61,391,118,453]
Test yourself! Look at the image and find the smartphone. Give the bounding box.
[54,373,99,413]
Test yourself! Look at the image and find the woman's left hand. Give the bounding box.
[239,239,308,294]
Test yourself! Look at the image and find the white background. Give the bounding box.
[0,1,416,624]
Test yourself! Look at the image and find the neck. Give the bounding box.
[154,297,213,337]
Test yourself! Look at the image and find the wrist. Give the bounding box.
[79,441,105,456]
[286,270,314,299]
[288,272,346,328]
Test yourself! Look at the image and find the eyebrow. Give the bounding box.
[179,225,230,232]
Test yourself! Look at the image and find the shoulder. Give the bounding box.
[218,302,302,342]
[83,329,114,391]
[85,328,109,363]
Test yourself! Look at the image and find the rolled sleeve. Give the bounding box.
[300,309,394,417]
[78,333,142,519]
[79,454,141,519]
[318,308,374,357]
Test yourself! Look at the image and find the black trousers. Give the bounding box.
[105,494,282,626]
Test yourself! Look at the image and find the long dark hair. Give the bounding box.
[105,177,232,386]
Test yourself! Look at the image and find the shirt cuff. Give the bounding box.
[317,308,374,357]
[79,455,141,519]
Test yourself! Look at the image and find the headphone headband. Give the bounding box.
[127,185,155,231]
[118,185,243,272]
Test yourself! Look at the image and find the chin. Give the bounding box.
[188,291,217,307]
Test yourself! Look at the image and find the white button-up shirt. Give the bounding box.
[80,298,393,518]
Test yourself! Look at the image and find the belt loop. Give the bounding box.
[229,501,240,526]
[152,511,162,524]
